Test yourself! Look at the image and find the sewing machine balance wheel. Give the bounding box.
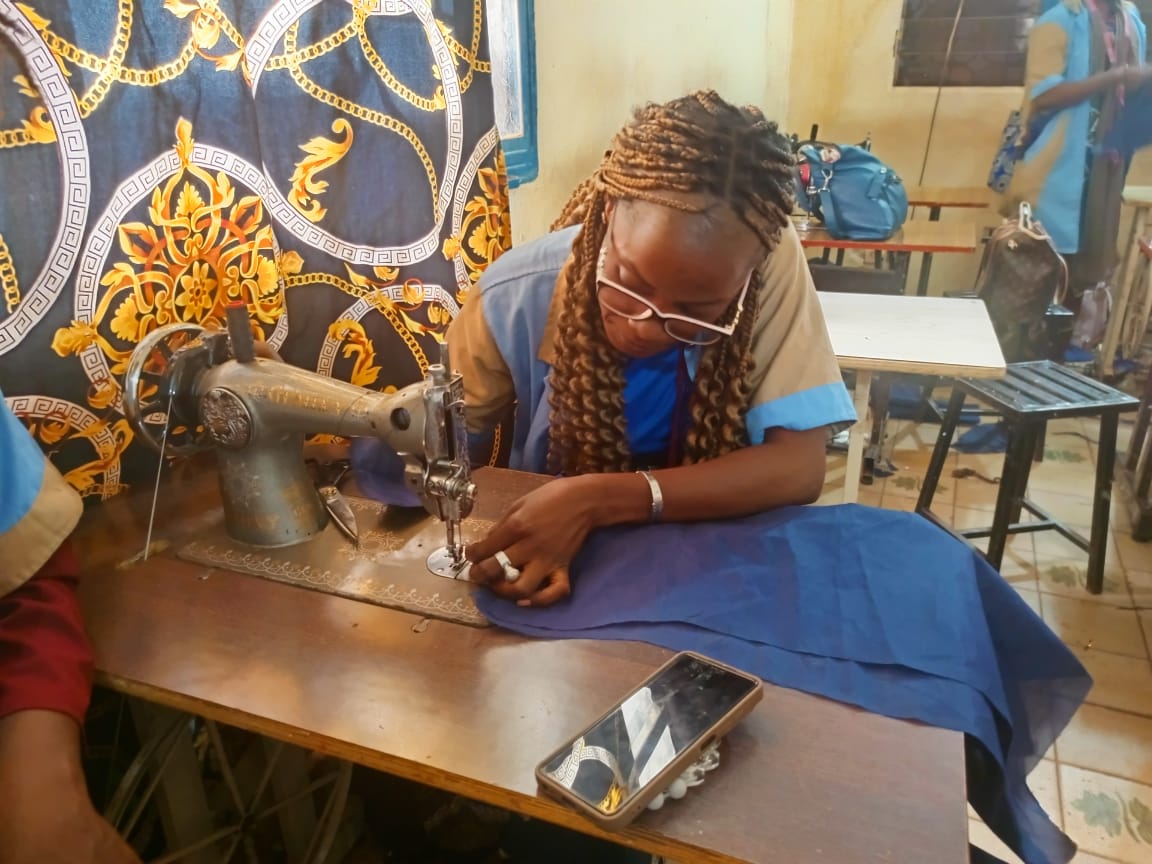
[123,322,214,457]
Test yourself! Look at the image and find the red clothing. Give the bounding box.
[0,543,93,725]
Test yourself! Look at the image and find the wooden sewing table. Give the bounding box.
[73,464,968,864]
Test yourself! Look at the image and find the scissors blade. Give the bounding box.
[318,485,359,548]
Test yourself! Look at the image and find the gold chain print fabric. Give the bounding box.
[0,0,512,499]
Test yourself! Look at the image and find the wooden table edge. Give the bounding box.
[835,358,1006,378]
[94,669,751,864]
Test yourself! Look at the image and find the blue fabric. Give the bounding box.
[745,381,858,442]
[622,348,681,456]
[478,228,578,472]
[1103,81,1152,160]
[0,386,46,535]
[955,422,1011,454]
[348,436,421,508]
[474,505,1091,864]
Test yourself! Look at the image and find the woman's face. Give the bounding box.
[596,198,763,358]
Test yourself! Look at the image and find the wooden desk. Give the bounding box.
[906,186,993,220]
[74,467,969,864]
[796,220,977,255]
[820,293,1006,503]
[797,220,978,299]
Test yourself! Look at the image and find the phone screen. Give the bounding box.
[540,655,758,816]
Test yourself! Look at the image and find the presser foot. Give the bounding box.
[427,546,471,580]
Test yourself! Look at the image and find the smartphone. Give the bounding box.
[534,651,763,831]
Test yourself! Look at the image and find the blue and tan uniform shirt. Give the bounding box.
[0,387,83,596]
[446,222,856,473]
[1006,1,1147,254]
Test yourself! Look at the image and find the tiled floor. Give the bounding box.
[821,415,1152,864]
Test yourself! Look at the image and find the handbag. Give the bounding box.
[974,202,1069,362]
[794,143,909,241]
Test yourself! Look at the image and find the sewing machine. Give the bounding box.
[120,305,476,578]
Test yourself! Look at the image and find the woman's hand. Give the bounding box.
[466,476,602,607]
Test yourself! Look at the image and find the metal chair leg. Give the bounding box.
[917,387,966,514]
[1088,413,1120,595]
[987,423,1037,569]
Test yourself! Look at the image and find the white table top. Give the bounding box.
[818,293,1006,378]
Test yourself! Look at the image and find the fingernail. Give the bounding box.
[517,599,531,607]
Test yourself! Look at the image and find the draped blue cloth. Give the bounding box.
[471,504,1091,864]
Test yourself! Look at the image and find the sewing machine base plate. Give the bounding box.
[175,495,493,627]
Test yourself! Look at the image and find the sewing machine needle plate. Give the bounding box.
[175,494,493,627]
[427,547,471,580]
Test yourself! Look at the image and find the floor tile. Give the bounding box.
[1061,765,1152,863]
[1056,704,1152,786]
[1070,852,1128,862]
[1040,595,1147,658]
[969,818,1024,863]
[1130,573,1152,614]
[1028,491,1104,533]
[1069,648,1152,716]
[1030,759,1063,826]
[1034,531,1130,604]
[1114,532,1152,575]
[1016,586,1043,617]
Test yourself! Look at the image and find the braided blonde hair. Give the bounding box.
[546,90,796,476]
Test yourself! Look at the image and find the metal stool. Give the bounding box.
[915,361,1139,594]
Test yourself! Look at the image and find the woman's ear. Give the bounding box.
[603,196,616,222]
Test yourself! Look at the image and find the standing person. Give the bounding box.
[1004,0,1150,358]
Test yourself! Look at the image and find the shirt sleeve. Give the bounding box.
[445,284,516,435]
[0,391,84,597]
[742,223,856,443]
[1026,19,1070,100]
[0,543,93,725]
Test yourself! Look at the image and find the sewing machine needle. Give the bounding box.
[142,389,175,561]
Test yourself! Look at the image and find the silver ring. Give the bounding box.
[494,550,520,583]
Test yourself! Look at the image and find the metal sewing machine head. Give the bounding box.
[121,304,476,578]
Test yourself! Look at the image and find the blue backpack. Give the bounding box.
[794,143,909,241]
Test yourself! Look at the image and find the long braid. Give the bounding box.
[548,91,796,475]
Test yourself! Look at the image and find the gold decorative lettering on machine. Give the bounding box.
[120,310,477,582]
[247,383,343,415]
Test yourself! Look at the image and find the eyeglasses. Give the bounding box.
[595,244,751,346]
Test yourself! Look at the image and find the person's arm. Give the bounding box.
[0,545,140,863]
[1031,64,1152,112]
[568,426,827,527]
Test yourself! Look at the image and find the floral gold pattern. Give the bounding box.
[0,1,509,498]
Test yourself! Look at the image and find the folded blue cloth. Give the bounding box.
[349,436,422,507]
[954,421,1010,454]
[473,505,1090,864]
[1103,81,1152,162]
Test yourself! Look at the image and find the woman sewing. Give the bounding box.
[435,90,855,607]
[355,91,1087,864]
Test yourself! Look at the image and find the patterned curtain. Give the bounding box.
[0,0,511,501]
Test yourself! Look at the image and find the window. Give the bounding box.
[895,0,1152,88]
[487,0,538,187]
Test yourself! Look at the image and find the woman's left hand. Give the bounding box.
[466,475,600,607]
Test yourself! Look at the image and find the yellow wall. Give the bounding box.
[511,0,1151,291]
[787,0,1152,294]
[507,0,794,245]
